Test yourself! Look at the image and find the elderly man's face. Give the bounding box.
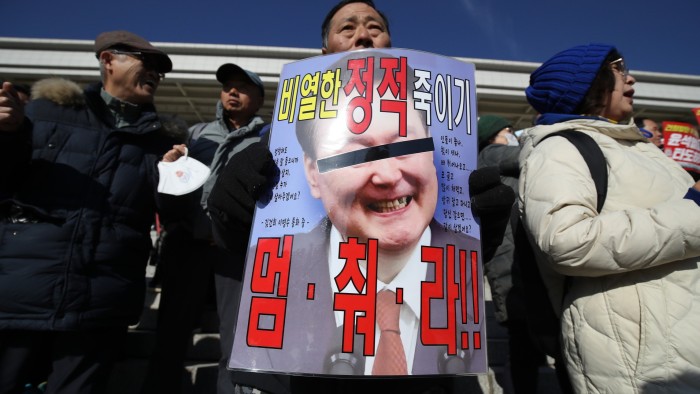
[103,51,162,105]
[322,2,391,54]
[304,93,437,252]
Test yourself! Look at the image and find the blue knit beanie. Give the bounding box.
[525,44,615,115]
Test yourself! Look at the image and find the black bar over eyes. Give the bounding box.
[316,137,435,174]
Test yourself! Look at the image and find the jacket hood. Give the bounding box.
[520,118,647,164]
[31,78,85,107]
[215,100,225,121]
[212,100,230,132]
[31,78,183,140]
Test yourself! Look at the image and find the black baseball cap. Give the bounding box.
[216,63,265,98]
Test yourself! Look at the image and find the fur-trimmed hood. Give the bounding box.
[31,78,85,107]
[29,77,188,142]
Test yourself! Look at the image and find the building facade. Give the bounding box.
[1,37,698,130]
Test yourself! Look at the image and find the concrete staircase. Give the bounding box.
[106,265,563,394]
[105,265,221,394]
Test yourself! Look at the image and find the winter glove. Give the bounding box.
[208,142,278,253]
[469,166,515,262]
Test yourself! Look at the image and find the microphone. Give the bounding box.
[438,350,469,374]
[326,351,363,375]
[324,326,366,375]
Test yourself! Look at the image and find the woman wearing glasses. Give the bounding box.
[518,44,700,393]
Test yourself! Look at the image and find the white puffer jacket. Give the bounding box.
[518,118,700,393]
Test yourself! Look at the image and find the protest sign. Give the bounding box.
[663,121,700,175]
[229,48,486,376]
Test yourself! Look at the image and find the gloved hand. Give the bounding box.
[469,166,515,262]
[208,142,277,252]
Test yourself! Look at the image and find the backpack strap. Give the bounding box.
[513,129,608,368]
[535,130,609,308]
[541,130,608,212]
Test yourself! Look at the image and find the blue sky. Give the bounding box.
[1,0,698,75]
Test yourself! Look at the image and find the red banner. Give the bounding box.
[663,121,700,174]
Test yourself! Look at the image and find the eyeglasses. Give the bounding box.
[609,58,629,78]
[110,50,165,80]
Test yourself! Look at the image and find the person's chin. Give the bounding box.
[376,237,420,254]
[624,98,634,113]
[621,108,633,120]
[376,225,424,248]
[135,90,155,104]
[141,85,156,96]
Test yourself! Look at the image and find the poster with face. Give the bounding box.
[229,48,486,376]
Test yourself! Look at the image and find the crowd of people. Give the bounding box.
[1,1,699,394]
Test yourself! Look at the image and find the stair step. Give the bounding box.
[184,363,218,394]
[189,333,222,361]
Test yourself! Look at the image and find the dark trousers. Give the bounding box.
[0,328,126,394]
[141,228,243,394]
[506,319,547,394]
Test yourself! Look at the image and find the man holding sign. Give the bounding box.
[208,1,512,393]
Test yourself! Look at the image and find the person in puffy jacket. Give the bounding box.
[141,62,269,394]
[206,2,514,394]
[0,30,184,394]
[519,43,700,393]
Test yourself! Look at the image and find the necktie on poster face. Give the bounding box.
[372,290,408,375]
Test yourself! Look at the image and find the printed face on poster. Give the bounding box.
[229,48,487,376]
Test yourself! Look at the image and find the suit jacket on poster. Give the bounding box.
[229,218,485,376]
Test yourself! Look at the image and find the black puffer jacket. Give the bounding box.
[0,79,177,331]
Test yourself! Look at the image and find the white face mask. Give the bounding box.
[157,155,211,196]
[504,132,519,147]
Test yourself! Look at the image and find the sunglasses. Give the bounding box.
[609,58,629,78]
[110,50,165,80]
